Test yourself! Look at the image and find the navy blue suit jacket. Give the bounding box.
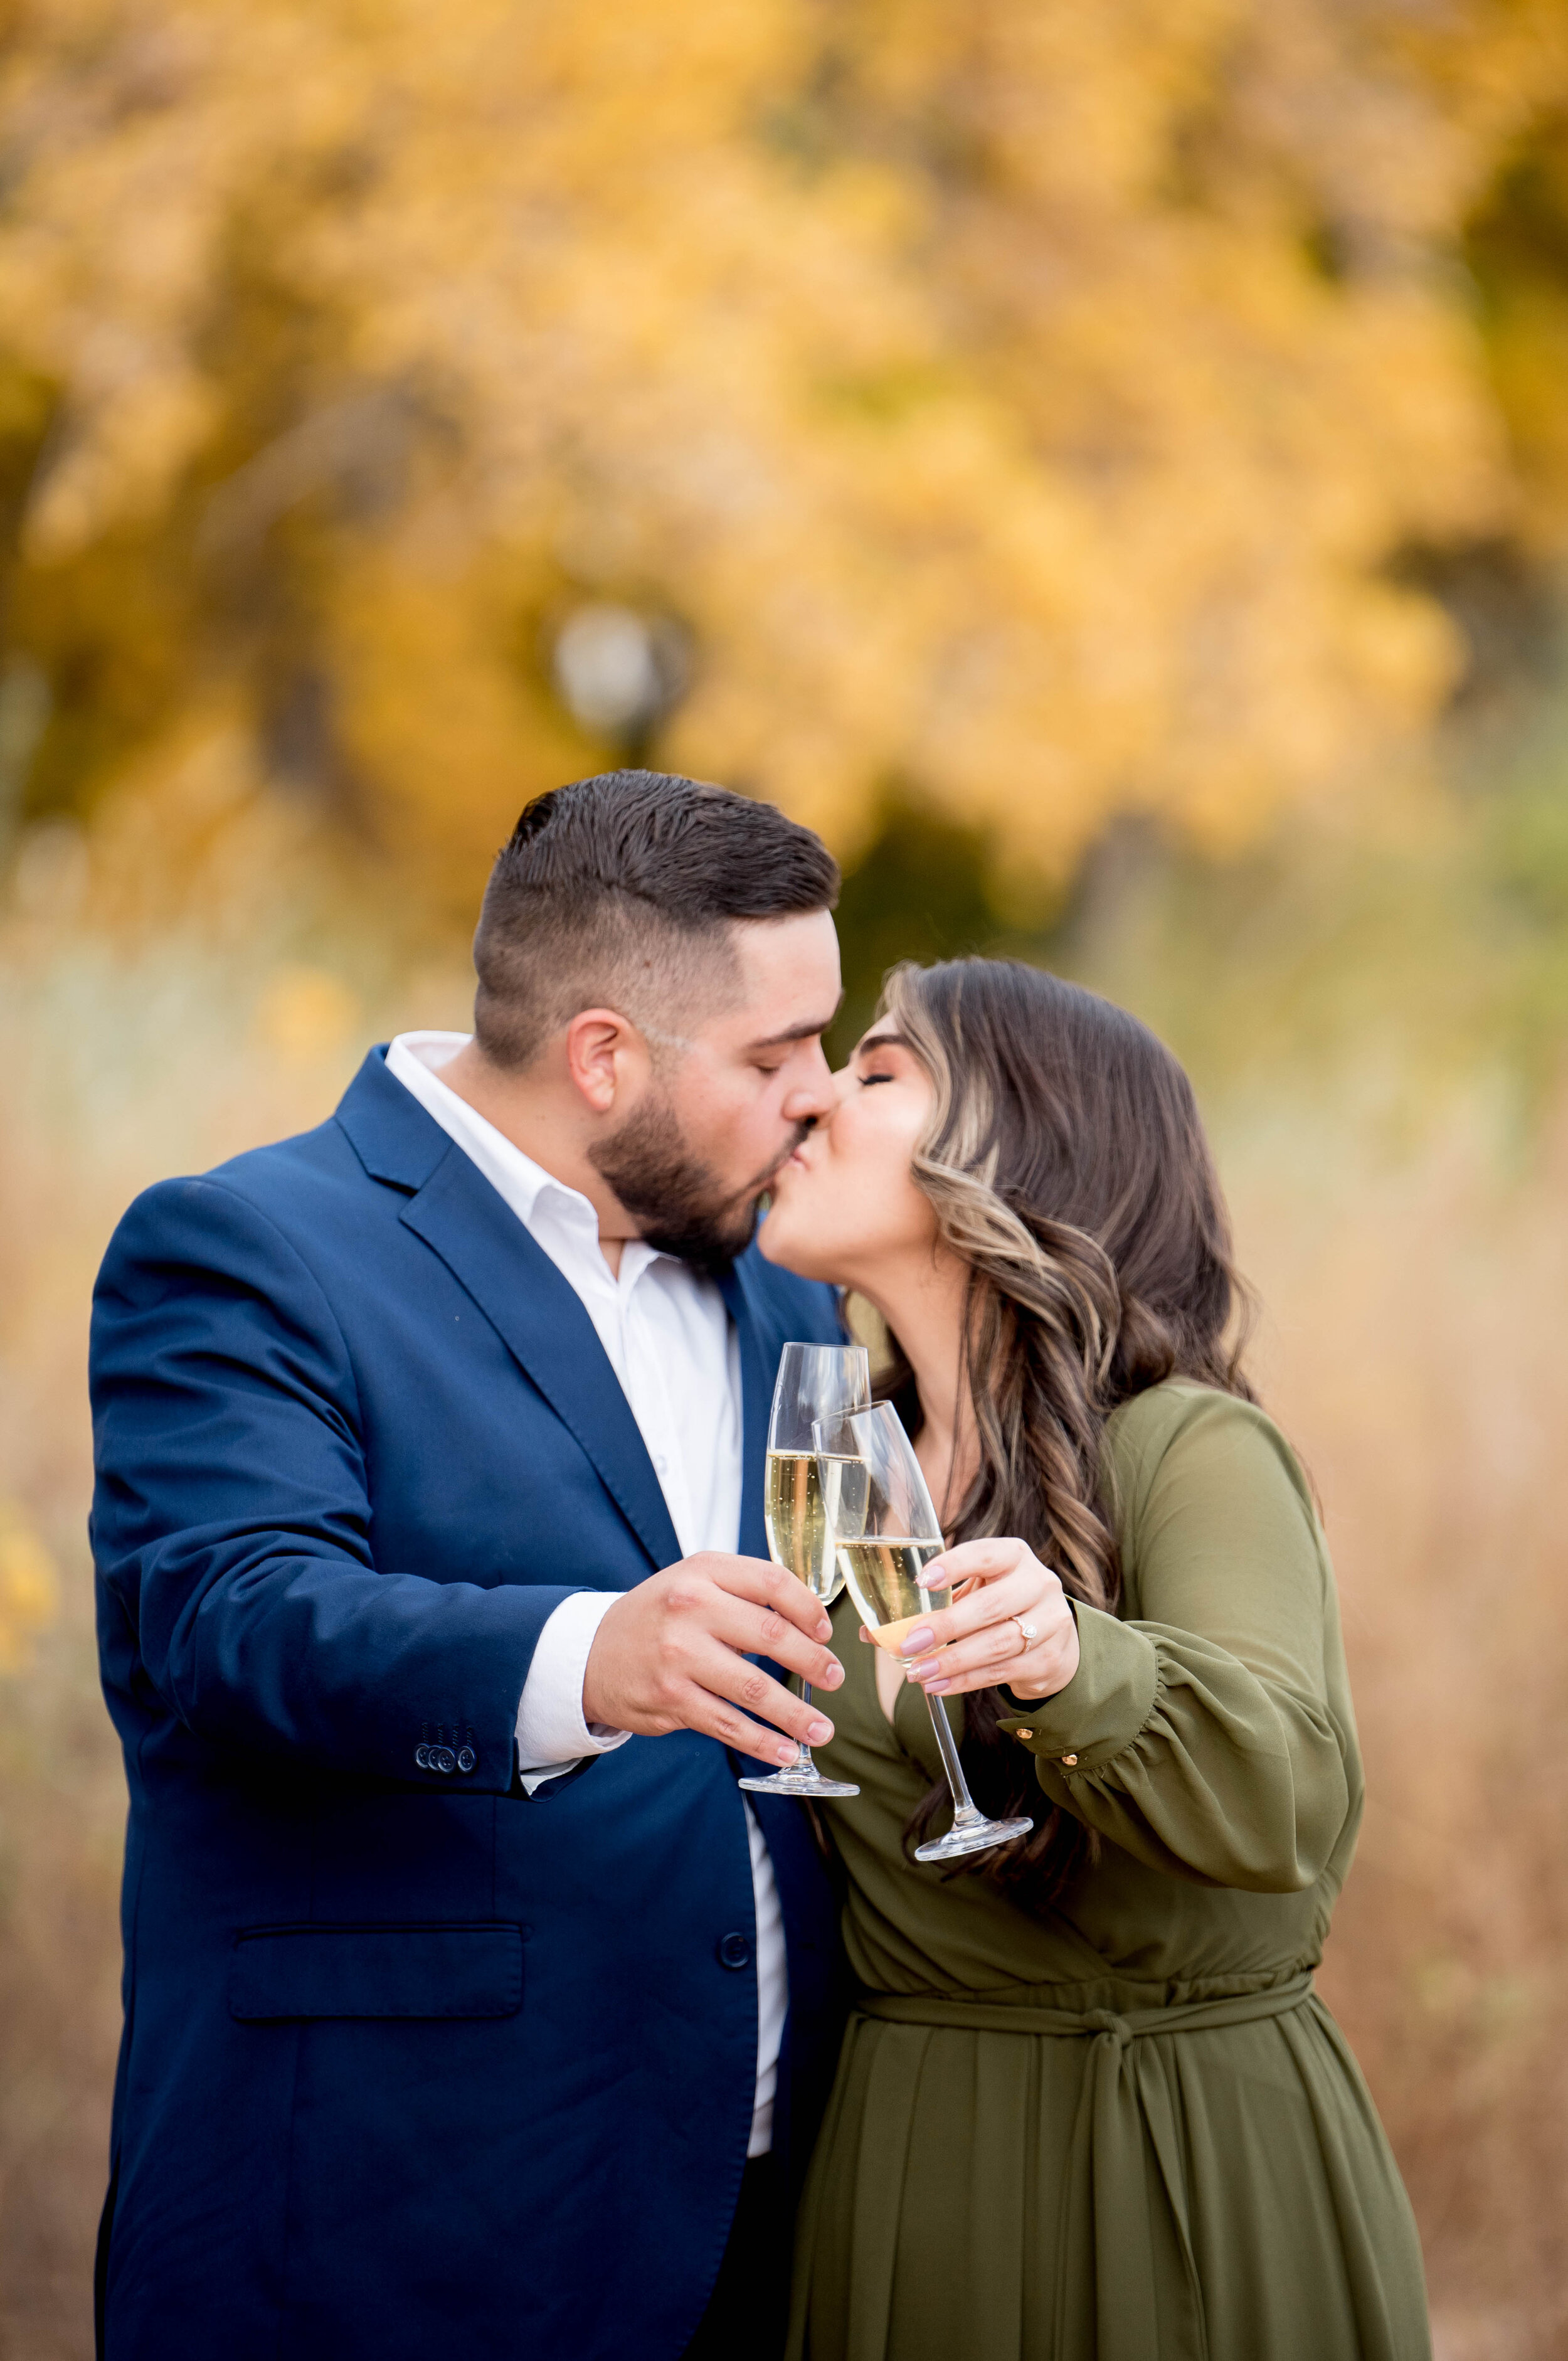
[88,1048,847,2360]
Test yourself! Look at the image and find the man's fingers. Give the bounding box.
[698,1647,837,1748]
[709,1595,844,1690]
[657,1556,842,1684]
[676,1679,833,1766]
[704,1692,805,1764]
[689,1552,834,1642]
[593,1557,847,1751]
[672,1687,807,1768]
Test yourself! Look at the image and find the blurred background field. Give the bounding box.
[3,1,1568,2352]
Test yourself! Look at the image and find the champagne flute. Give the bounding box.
[813,1400,1034,1862]
[736,1342,868,1799]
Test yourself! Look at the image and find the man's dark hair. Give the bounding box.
[472,769,840,1069]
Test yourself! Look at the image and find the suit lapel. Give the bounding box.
[337,1048,783,1578]
[718,1257,780,1561]
[399,1140,683,1581]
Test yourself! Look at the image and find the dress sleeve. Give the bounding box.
[999,1391,1354,1892]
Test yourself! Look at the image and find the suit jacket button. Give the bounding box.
[718,1933,751,1970]
[432,1746,456,1773]
[415,1745,431,1769]
[457,1746,475,1773]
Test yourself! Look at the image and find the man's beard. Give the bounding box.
[589,1093,802,1275]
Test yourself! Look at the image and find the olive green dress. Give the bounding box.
[789,1382,1429,2361]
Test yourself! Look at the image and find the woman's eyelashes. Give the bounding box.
[859,1069,896,1088]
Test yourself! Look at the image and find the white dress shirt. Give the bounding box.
[385,1032,788,2156]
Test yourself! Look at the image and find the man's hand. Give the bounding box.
[582,1553,844,1769]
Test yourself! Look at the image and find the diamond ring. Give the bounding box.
[1011,1616,1038,1653]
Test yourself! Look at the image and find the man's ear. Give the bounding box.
[563,1007,647,1115]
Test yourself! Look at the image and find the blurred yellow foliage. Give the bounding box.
[253,963,363,1062]
[0,0,1562,908]
[0,1504,58,1673]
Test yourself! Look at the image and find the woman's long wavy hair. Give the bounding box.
[868,958,1256,1905]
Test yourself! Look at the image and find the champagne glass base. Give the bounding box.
[738,1765,860,1797]
[913,1812,1034,1864]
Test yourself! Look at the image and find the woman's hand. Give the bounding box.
[867,1537,1080,1702]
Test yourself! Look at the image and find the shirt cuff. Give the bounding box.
[515,1591,632,1790]
[997,1600,1160,1771]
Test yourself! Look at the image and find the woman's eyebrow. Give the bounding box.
[856,1031,909,1058]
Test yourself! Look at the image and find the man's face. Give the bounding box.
[590,908,841,1270]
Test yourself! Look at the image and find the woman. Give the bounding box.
[758,958,1429,2361]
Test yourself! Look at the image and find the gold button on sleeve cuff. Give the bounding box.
[995,1602,1160,1773]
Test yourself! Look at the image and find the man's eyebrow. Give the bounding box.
[744,1007,842,1052]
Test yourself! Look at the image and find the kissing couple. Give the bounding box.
[90,770,1431,2360]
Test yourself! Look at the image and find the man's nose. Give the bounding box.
[781,1043,835,1124]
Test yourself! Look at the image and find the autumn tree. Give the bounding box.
[0,0,1563,917]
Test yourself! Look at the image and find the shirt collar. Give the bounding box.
[384,1031,674,1290]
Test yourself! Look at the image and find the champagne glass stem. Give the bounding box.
[789,1679,815,1774]
[923,1690,986,1824]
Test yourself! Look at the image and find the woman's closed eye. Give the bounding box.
[859,1069,896,1087]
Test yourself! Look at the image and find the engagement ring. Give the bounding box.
[1011,1616,1038,1652]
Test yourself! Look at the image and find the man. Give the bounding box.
[90,771,851,2359]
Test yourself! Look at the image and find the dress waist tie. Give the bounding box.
[856,1973,1318,2361]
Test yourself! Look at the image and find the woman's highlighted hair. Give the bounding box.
[870,957,1255,1897]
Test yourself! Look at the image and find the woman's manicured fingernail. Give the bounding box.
[899,1626,935,1657]
[924,1677,951,1694]
[808,1717,833,1744]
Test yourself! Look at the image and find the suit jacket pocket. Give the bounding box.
[230,1922,524,2020]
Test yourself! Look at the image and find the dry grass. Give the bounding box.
[1230,1091,1568,2359]
[2,874,1566,2357]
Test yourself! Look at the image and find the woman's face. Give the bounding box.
[756,1026,940,1287]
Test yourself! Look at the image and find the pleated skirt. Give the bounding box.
[787,1997,1431,2361]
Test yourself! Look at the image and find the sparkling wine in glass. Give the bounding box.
[736,1342,868,1799]
[813,1399,1034,1862]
